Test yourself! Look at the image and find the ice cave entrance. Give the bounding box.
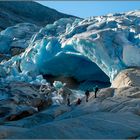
[42,57,111,91]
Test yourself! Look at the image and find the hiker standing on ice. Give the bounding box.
[94,85,99,98]
[76,98,82,105]
[85,90,90,102]
[67,93,71,106]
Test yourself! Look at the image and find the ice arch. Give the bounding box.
[20,31,132,83]
[20,11,140,83]
[20,37,110,84]
[66,28,140,81]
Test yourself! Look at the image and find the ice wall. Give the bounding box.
[1,11,140,84]
[20,11,140,82]
[0,23,39,55]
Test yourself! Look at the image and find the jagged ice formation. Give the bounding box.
[0,10,140,85]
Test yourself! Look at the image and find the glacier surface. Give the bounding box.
[0,10,140,85]
[0,23,39,61]
[0,10,140,139]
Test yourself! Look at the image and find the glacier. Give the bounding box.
[19,10,140,83]
[0,10,140,87]
[0,10,140,139]
[0,23,39,61]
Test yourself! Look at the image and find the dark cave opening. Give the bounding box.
[43,74,111,91]
[41,53,111,91]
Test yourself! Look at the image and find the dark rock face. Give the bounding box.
[0,1,76,30]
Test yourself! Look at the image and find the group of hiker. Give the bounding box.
[67,85,99,106]
[39,81,99,107]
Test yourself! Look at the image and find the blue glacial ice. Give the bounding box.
[0,23,39,54]
[0,11,140,85]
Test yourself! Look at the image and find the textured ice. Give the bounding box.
[0,23,39,54]
[0,11,140,84]
[19,11,140,82]
[0,10,140,139]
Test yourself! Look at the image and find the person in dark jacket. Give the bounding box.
[94,85,99,98]
[67,93,71,106]
[76,98,82,105]
[85,90,90,102]
[67,98,70,106]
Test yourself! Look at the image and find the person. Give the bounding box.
[67,98,70,106]
[94,85,99,98]
[67,93,71,106]
[76,98,82,105]
[85,90,90,102]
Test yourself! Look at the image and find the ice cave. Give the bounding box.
[1,11,140,90]
[0,1,140,139]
